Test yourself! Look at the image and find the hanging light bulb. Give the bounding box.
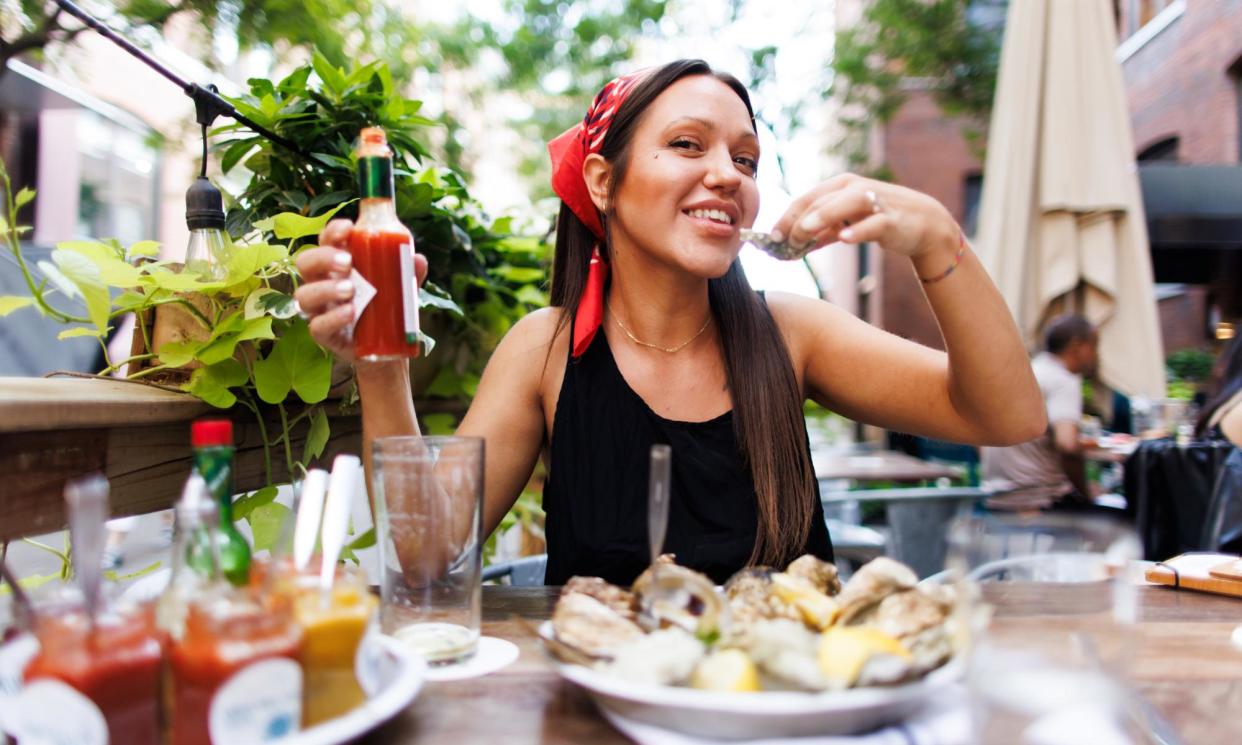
[184,177,229,281]
[183,122,229,281]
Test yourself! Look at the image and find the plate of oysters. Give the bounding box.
[540,555,964,740]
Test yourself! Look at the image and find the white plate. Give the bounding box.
[539,621,963,740]
[0,632,424,745]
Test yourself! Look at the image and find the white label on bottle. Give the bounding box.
[208,658,302,743]
[0,635,37,698]
[399,243,420,343]
[350,268,377,327]
[0,679,107,745]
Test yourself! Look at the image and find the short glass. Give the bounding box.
[944,511,1148,744]
[372,435,484,664]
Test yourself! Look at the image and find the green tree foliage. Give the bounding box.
[0,0,385,79]
[831,0,1005,169]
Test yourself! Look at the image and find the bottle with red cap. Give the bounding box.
[189,418,251,585]
[348,126,421,359]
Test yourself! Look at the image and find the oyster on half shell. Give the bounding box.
[632,563,728,637]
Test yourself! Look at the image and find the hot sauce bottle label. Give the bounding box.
[208,658,302,743]
[350,268,377,326]
[0,679,108,745]
[399,243,419,343]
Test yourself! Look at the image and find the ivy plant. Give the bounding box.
[215,52,551,401]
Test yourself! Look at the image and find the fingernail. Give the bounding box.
[799,213,824,234]
[335,280,354,299]
[770,228,784,243]
[332,252,351,270]
[840,227,856,242]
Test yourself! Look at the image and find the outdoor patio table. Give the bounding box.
[359,584,1242,745]
[813,448,963,484]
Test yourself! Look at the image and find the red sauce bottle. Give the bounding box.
[23,600,164,745]
[349,126,421,360]
[168,592,303,745]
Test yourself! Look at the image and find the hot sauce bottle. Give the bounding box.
[348,126,421,360]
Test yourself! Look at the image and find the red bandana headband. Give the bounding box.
[548,70,650,358]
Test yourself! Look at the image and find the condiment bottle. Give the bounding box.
[348,126,421,359]
[190,418,251,585]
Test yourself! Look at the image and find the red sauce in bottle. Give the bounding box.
[349,126,420,360]
[23,602,163,745]
[349,225,421,359]
[168,596,303,745]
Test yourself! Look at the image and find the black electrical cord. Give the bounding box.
[54,0,308,157]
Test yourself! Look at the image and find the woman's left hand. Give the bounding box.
[770,173,958,258]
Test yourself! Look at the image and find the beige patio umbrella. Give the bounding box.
[976,0,1165,398]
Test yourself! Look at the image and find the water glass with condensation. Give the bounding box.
[944,511,1150,744]
[372,435,484,665]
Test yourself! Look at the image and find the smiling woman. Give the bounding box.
[293,58,1046,588]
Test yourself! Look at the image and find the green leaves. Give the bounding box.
[252,200,353,241]
[246,500,291,556]
[42,249,111,335]
[0,296,34,317]
[184,358,249,408]
[303,407,330,464]
[244,288,298,320]
[254,317,332,405]
[156,312,273,369]
[234,486,279,522]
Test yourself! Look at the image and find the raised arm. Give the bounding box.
[295,221,552,540]
[769,174,1045,446]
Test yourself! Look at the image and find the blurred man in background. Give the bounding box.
[982,314,1098,510]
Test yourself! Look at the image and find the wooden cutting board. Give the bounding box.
[1145,553,1242,598]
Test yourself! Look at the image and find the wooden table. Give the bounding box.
[814,448,963,484]
[360,584,1242,745]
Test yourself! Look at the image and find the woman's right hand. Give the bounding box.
[294,218,428,361]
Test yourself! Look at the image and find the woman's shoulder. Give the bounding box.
[491,306,571,388]
[761,290,859,344]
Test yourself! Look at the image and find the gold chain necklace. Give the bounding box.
[608,304,712,353]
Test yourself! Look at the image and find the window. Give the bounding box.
[74,111,158,245]
[1137,137,1179,162]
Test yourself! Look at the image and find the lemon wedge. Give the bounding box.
[817,627,910,686]
[770,572,839,630]
[691,649,761,693]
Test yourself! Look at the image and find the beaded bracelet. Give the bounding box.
[918,230,967,285]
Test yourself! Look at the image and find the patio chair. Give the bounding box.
[1201,447,1242,554]
[1124,438,1236,560]
[481,554,547,586]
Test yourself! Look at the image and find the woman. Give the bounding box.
[1196,337,1242,445]
[294,59,1045,585]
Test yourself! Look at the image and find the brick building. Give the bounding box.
[843,0,1241,354]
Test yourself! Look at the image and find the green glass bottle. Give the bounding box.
[189,418,251,585]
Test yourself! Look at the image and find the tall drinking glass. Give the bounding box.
[944,511,1149,744]
[372,435,484,664]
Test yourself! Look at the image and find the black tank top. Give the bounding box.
[542,313,834,586]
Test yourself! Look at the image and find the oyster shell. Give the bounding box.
[632,563,727,636]
[551,592,643,659]
[786,554,841,596]
[724,567,800,627]
[562,576,637,622]
[835,557,918,625]
[868,587,954,642]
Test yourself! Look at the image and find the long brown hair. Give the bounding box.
[549,59,816,566]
